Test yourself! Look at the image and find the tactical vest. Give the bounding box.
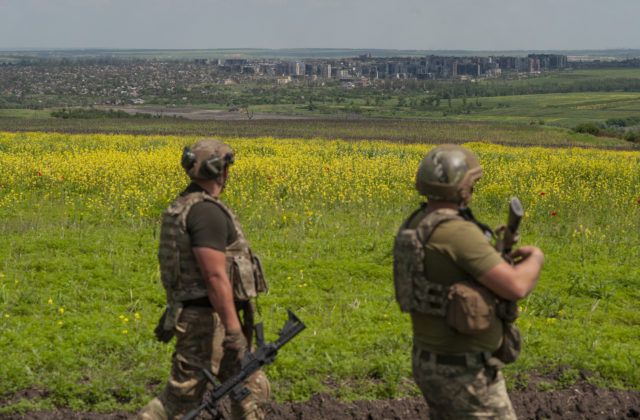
[158,191,267,304]
[393,207,462,316]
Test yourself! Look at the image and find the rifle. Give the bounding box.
[182,310,306,420]
[493,197,525,361]
[494,196,524,263]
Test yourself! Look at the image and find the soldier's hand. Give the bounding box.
[153,309,175,343]
[510,246,544,266]
[220,329,248,377]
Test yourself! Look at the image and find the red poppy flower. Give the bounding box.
[551,212,557,216]
[37,171,42,176]
[267,177,271,181]
[326,167,330,171]
[540,191,546,195]
[61,176,65,179]
[637,199,640,204]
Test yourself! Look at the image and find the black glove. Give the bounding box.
[153,309,175,343]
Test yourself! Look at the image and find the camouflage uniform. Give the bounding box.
[138,139,269,420]
[394,145,517,419]
[412,347,516,420]
[157,307,269,420]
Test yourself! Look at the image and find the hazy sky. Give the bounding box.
[1,0,638,51]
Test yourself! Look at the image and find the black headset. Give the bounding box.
[181,147,235,179]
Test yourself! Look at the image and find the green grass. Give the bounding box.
[248,91,640,128]
[0,109,51,119]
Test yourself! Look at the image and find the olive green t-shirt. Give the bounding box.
[410,217,504,354]
[182,183,237,252]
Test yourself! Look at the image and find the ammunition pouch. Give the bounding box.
[492,299,521,363]
[446,280,498,335]
[228,252,268,302]
[496,299,520,323]
[492,321,522,364]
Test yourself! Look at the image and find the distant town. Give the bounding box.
[197,53,568,82]
[3,51,639,110]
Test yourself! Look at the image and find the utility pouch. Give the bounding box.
[493,321,522,364]
[446,281,497,335]
[162,301,184,332]
[228,255,256,301]
[228,253,268,301]
[251,252,268,294]
[496,299,520,323]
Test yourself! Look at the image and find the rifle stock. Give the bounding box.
[181,310,305,420]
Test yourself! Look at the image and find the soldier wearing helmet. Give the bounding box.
[393,144,544,419]
[138,139,269,420]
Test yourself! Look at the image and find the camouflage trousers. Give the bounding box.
[137,306,270,420]
[412,346,517,420]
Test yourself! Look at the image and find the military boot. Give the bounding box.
[136,397,169,420]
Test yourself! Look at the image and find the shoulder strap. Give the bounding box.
[415,208,463,244]
[169,191,233,233]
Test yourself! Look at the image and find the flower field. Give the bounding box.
[0,131,639,413]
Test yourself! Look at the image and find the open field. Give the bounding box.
[247,91,640,127]
[0,114,635,149]
[0,132,638,417]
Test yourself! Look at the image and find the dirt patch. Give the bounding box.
[4,375,640,419]
[118,107,330,121]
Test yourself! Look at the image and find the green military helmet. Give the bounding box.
[181,138,235,181]
[415,144,483,204]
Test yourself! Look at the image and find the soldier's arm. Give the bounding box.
[192,247,242,331]
[476,245,544,301]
